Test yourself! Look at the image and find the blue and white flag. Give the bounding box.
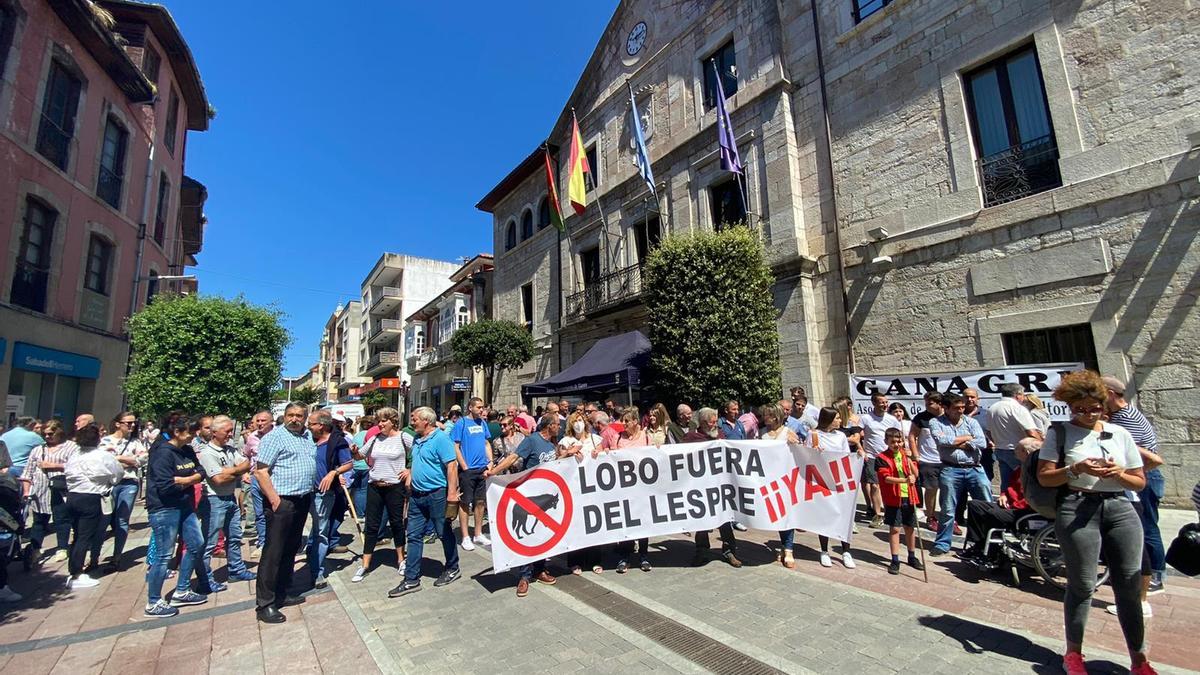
[712,61,743,174]
[628,83,656,197]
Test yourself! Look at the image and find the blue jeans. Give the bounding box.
[934,466,993,552]
[348,469,369,517]
[249,477,267,548]
[146,508,206,604]
[200,494,248,585]
[404,487,458,583]
[110,480,139,559]
[306,490,336,581]
[994,449,1022,493]
[1139,468,1166,574]
[779,529,795,552]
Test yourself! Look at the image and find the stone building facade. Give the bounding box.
[479,0,1199,499]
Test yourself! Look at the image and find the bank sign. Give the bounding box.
[850,363,1084,421]
[12,342,101,380]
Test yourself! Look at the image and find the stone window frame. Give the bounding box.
[503,218,517,252]
[29,42,90,179]
[0,0,29,123]
[584,132,602,193]
[6,181,68,312]
[93,102,135,215]
[520,207,534,241]
[974,300,1129,388]
[690,25,741,128]
[75,221,122,333]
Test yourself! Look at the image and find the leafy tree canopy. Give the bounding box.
[450,319,534,403]
[125,294,289,420]
[359,389,389,413]
[643,226,781,409]
[288,385,320,407]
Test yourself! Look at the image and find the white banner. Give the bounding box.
[485,440,862,572]
[850,363,1083,422]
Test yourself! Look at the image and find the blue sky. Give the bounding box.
[171,1,616,377]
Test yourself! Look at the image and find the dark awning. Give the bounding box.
[522,330,650,398]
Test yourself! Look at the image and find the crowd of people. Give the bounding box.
[0,374,1191,674]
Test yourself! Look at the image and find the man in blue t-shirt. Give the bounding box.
[305,410,352,589]
[450,397,493,551]
[1,417,44,480]
[390,407,460,599]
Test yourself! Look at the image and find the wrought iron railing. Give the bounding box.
[97,164,123,208]
[565,263,645,319]
[977,135,1062,208]
[36,115,72,170]
[414,343,453,371]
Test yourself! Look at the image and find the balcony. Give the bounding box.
[977,135,1061,208]
[369,318,404,345]
[362,351,402,376]
[370,286,403,314]
[413,343,454,373]
[564,263,645,325]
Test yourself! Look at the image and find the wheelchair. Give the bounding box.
[978,513,1110,591]
[0,490,36,574]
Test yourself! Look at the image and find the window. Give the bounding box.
[504,220,517,251]
[520,283,534,332]
[84,234,113,295]
[1003,324,1098,372]
[521,208,533,241]
[97,116,128,209]
[141,45,161,83]
[633,217,661,264]
[414,327,426,353]
[10,198,57,312]
[145,270,159,305]
[153,174,169,245]
[585,144,599,192]
[964,45,1060,207]
[163,87,179,155]
[709,178,747,230]
[537,196,551,230]
[852,0,891,23]
[0,5,15,80]
[457,305,469,330]
[37,60,82,170]
[701,41,737,111]
[580,247,601,287]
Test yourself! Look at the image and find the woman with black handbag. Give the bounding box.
[25,420,78,563]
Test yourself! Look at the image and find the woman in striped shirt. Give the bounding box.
[24,420,79,562]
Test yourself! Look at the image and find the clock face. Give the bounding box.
[626,21,647,56]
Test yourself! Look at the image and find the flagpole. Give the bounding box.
[710,58,751,227]
[574,107,619,273]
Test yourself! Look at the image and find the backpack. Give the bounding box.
[1022,422,1066,518]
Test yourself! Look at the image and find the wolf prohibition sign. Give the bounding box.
[495,469,575,558]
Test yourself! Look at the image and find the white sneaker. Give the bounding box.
[53,549,68,563]
[842,552,857,569]
[397,560,406,576]
[732,523,748,532]
[461,538,476,552]
[473,534,491,547]
[351,566,367,583]
[819,553,833,568]
[0,585,22,603]
[1106,602,1153,618]
[69,574,100,589]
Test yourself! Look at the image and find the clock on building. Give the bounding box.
[626,21,647,56]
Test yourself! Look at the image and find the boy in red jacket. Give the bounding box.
[877,428,926,575]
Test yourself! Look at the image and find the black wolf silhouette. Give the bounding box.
[511,492,560,538]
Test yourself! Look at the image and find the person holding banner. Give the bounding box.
[760,404,803,569]
[603,408,656,573]
[560,412,606,575]
[681,408,742,568]
[808,407,856,569]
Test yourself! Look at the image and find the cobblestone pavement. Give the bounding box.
[2,504,1196,674]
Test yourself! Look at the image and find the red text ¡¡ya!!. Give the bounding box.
[760,456,858,523]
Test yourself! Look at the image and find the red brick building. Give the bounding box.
[0,0,209,424]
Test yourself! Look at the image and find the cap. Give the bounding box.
[449,404,462,413]
[331,411,347,422]
[1100,376,1126,395]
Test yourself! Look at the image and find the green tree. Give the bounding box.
[450,319,535,403]
[125,294,289,420]
[359,389,389,413]
[289,385,320,407]
[642,226,781,409]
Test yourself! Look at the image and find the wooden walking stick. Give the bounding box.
[341,481,365,546]
[911,462,929,584]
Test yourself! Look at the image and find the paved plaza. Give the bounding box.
[1,504,1196,674]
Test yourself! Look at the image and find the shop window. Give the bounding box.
[701,40,737,111]
[11,197,57,312]
[964,45,1061,207]
[1003,323,1098,371]
[37,60,82,170]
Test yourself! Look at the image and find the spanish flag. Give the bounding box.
[542,146,565,231]
[567,112,590,215]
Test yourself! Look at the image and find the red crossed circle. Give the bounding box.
[495,468,573,558]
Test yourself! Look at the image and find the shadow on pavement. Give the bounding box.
[916,614,1128,674]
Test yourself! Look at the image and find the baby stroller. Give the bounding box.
[0,475,36,574]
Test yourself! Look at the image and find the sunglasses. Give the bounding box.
[1071,406,1104,415]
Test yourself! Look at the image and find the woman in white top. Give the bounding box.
[99,410,148,571]
[759,404,802,569]
[561,411,605,575]
[63,425,124,590]
[1036,371,1151,675]
[808,407,856,569]
[1023,393,1052,436]
[351,407,410,583]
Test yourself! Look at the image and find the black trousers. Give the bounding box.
[66,492,103,577]
[616,538,648,561]
[363,482,407,555]
[695,523,738,554]
[568,545,604,570]
[256,493,312,610]
[965,501,1032,555]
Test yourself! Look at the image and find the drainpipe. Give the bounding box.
[121,142,156,408]
[809,3,856,374]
